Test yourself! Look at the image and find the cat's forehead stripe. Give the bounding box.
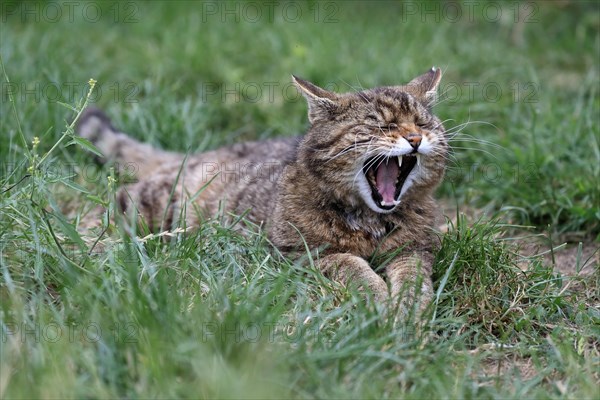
[364,90,414,119]
[354,87,414,110]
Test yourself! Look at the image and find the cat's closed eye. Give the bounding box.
[415,119,429,128]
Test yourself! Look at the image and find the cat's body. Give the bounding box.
[77,68,448,313]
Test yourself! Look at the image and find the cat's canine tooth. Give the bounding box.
[416,154,421,167]
[398,156,403,168]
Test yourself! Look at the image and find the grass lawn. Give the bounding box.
[1,0,599,398]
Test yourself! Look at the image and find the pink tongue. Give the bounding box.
[375,159,399,204]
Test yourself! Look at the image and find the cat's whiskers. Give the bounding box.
[449,146,499,160]
[428,76,461,107]
[361,148,390,166]
[340,79,367,97]
[361,136,389,160]
[351,153,385,186]
[351,132,374,159]
[326,144,373,162]
[432,118,456,130]
[433,117,479,133]
[444,119,497,138]
[324,138,380,163]
[449,136,505,150]
[433,118,506,158]
[426,148,458,165]
[428,89,457,108]
[352,157,375,184]
[376,124,395,140]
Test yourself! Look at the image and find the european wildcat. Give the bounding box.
[77,68,447,314]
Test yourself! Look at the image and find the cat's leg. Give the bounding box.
[77,174,198,243]
[115,174,196,233]
[74,174,180,236]
[385,252,434,319]
[76,107,184,177]
[317,253,389,303]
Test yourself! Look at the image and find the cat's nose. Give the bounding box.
[406,132,422,150]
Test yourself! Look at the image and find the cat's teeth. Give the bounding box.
[398,156,403,167]
[416,154,421,167]
[380,199,402,208]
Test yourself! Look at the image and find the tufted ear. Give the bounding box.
[292,75,339,124]
[405,67,442,107]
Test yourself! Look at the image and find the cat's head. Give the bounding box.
[294,68,448,214]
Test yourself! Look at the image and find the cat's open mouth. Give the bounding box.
[363,155,418,210]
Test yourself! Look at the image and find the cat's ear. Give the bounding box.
[292,75,339,123]
[405,67,442,107]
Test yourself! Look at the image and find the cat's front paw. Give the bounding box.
[317,253,389,304]
[388,280,434,325]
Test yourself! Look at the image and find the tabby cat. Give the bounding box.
[76,68,447,315]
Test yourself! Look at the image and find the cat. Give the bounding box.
[76,67,448,316]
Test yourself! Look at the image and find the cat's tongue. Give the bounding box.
[375,159,399,204]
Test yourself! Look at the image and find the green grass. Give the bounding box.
[1,1,599,398]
